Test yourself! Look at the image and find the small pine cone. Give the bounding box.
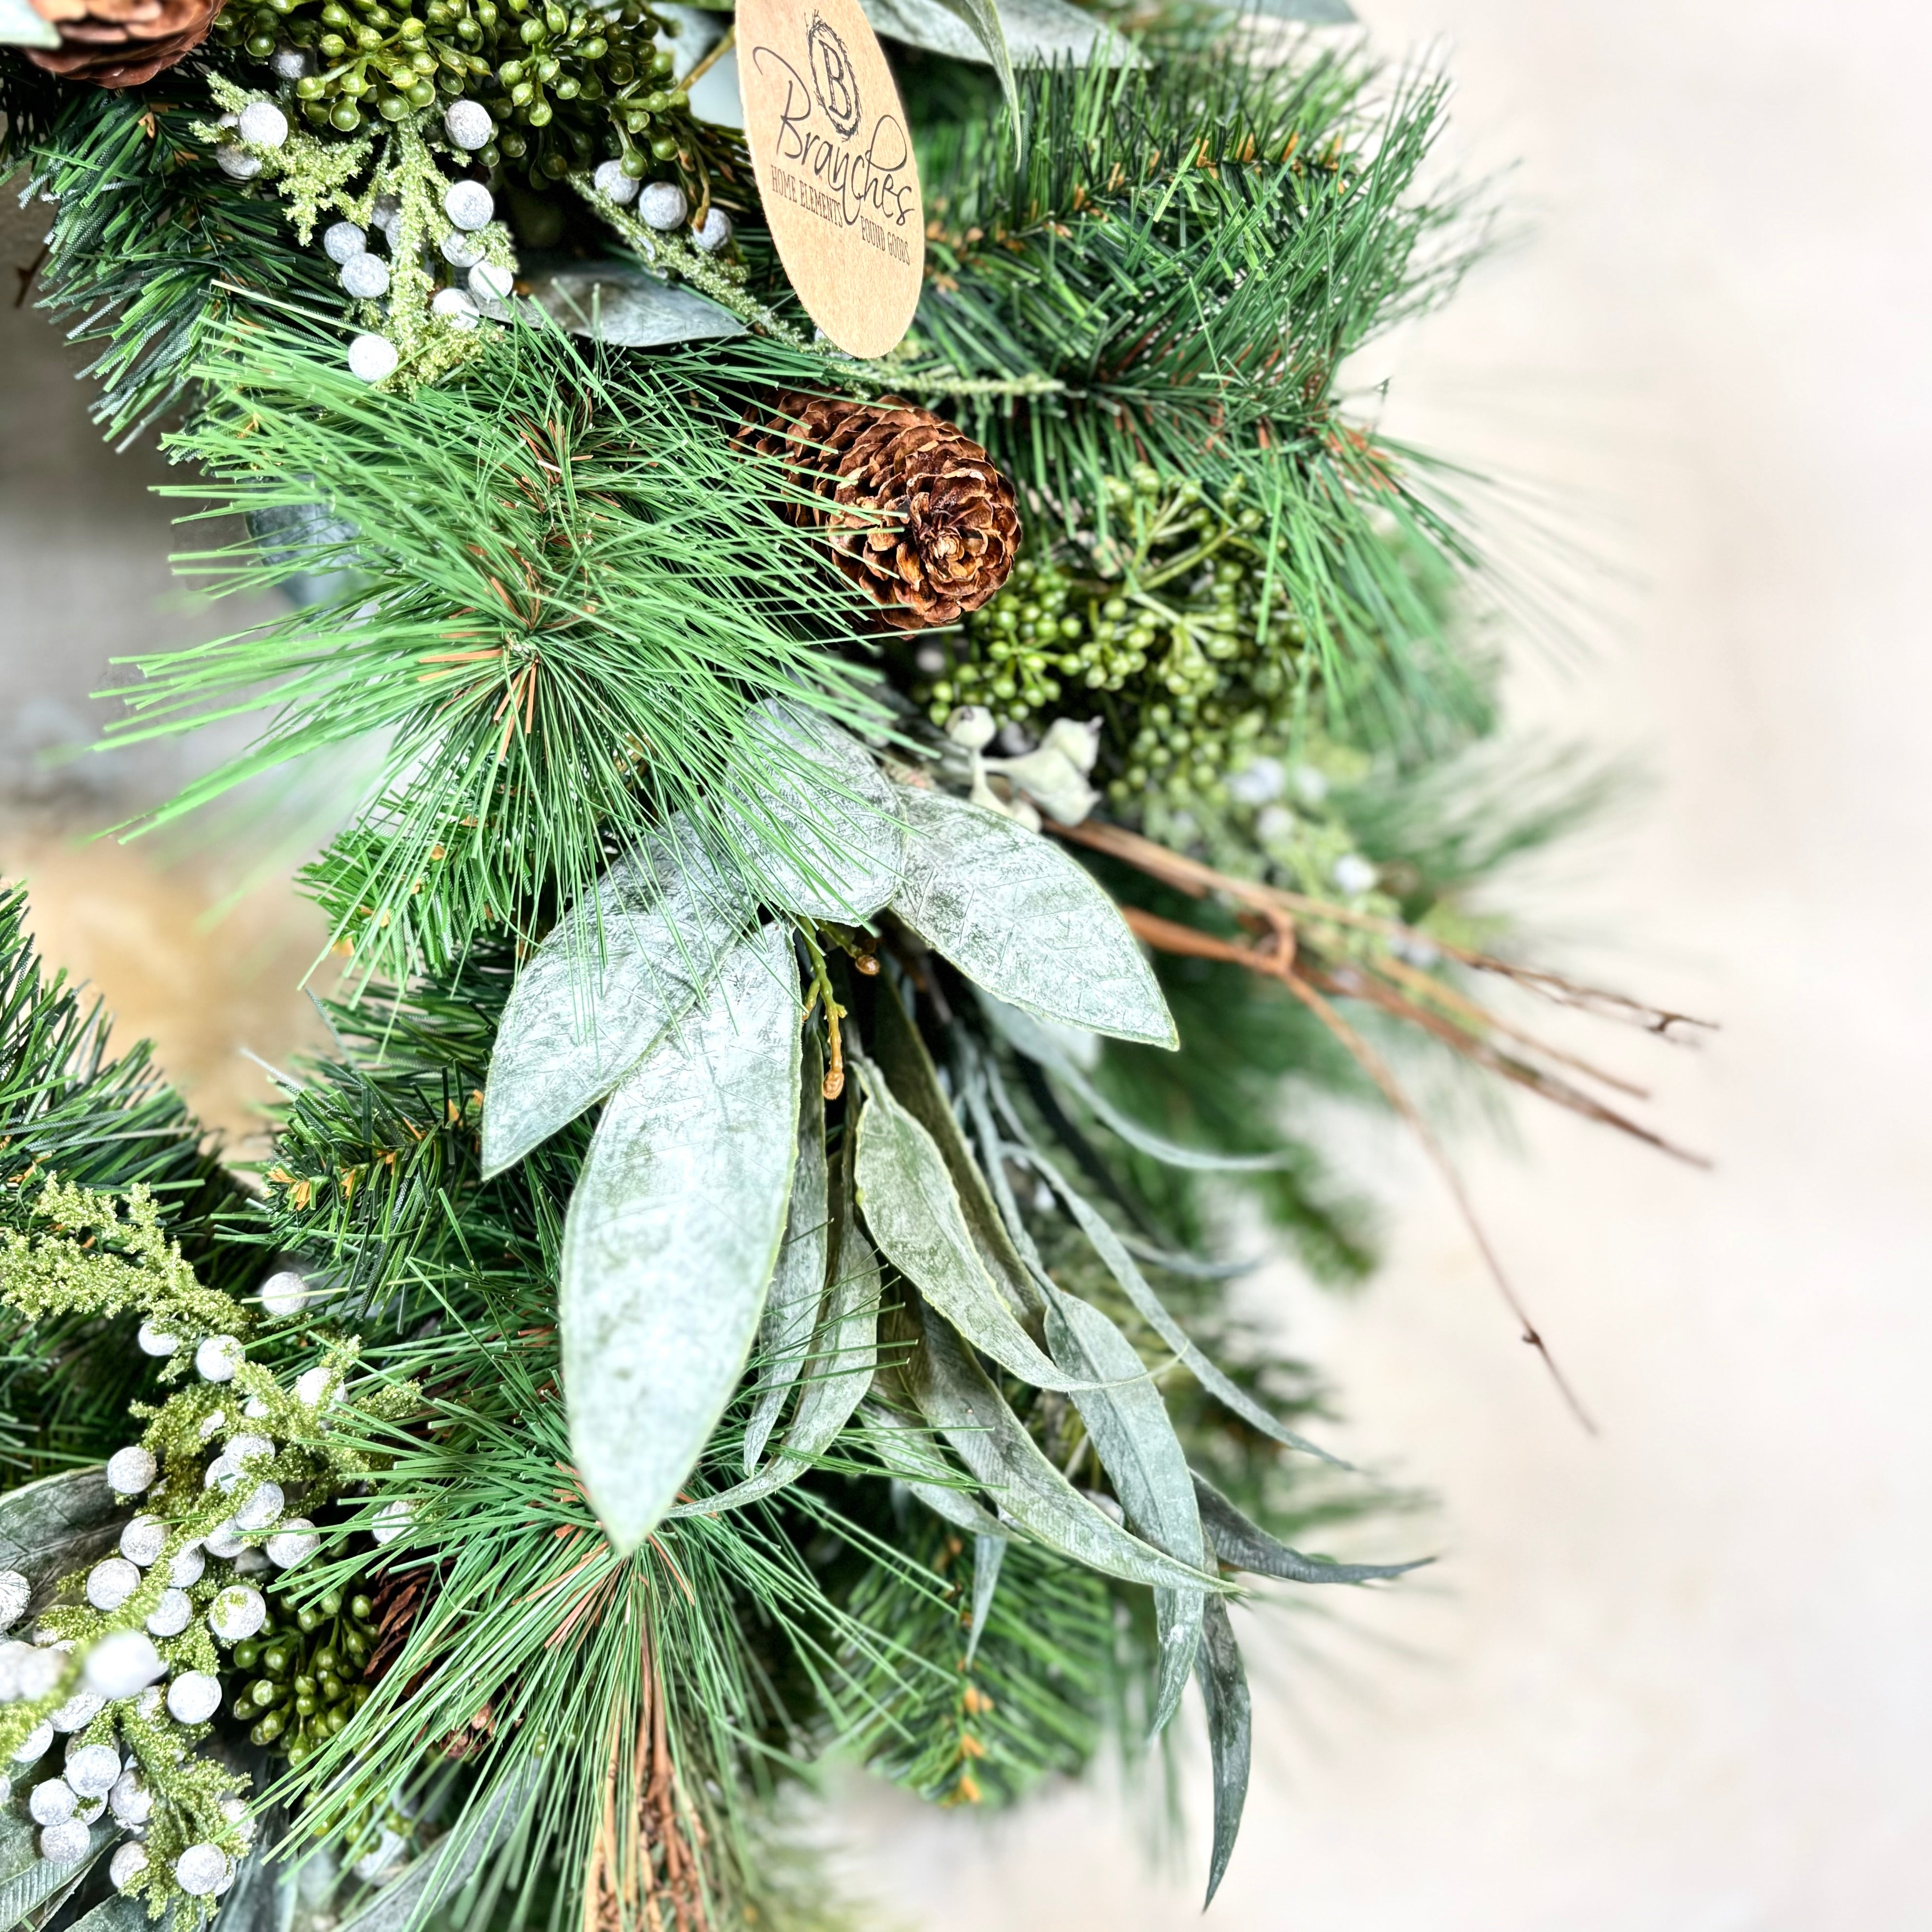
[363,1569,426,1685]
[24,0,222,86]
[743,393,1021,631]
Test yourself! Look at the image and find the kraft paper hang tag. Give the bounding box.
[737,0,926,358]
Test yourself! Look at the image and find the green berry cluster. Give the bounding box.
[214,0,696,192]
[915,468,1311,810]
[229,1582,377,1763]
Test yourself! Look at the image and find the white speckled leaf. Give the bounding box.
[853,1060,1083,1391]
[1191,1472,1430,1585]
[1197,1594,1252,1907]
[481,820,754,1178]
[0,1467,121,1593]
[890,788,1176,1047]
[904,1301,1223,1593]
[860,0,1139,68]
[562,923,802,1555]
[723,703,906,921]
[854,1401,1011,1539]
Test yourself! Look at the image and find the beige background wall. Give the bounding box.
[4,0,1929,1925]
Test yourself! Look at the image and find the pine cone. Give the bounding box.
[25,0,223,87]
[742,394,1021,631]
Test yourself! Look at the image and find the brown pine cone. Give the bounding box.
[742,393,1021,631]
[25,0,223,87]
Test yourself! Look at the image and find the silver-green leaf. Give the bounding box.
[335,1771,535,1932]
[860,0,1138,70]
[0,1467,121,1592]
[1192,1471,1430,1585]
[561,922,802,1555]
[890,788,1176,1048]
[527,259,747,346]
[903,1301,1223,1594]
[0,1825,115,1932]
[855,1402,1012,1539]
[481,820,752,1178]
[1196,1595,1251,1908]
[965,1533,1006,1667]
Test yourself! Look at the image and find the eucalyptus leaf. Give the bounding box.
[890,788,1176,1048]
[1196,1595,1251,1908]
[859,0,1138,70]
[0,1823,114,1932]
[0,1821,30,1887]
[1044,1290,1206,1736]
[854,1402,1011,1539]
[1245,0,1353,18]
[852,1059,1082,1391]
[480,819,753,1178]
[59,1898,148,1932]
[1192,1472,1429,1585]
[982,993,1292,1171]
[965,1533,1006,1668]
[0,0,60,49]
[743,1031,828,1475]
[561,923,802,1555]
[0,1466,121,1596]
[335,1771,536,1932]
[903,1301,1223,1593]
[723,703,905,922]
[925,0,1020,150]
[526,259,747,346]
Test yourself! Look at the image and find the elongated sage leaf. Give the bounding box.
[1193,1471,1429,1585]
[670,1203,881,1519]
[723,702,905,922]
[1196,1595,1251,1908]
[860,0,1138,70]
[336,1770,535,1932]
[855,1402,1011,1539]
[891,788,1176,1048]
[0,1824,114,1932]
[482,819,752,1177]
[0,1466,121,1588]
[743,1032,829,1474]
[59,1899,149,1932]
[562,923,802,1555]
[982,993,1292,1172]
[904,1302,1221,1593]
[852,1059,1082,1392]
[965,1533,1006,1668]
[1044,1290,1206,1736]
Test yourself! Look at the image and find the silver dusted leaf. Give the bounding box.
[860,0,1139,68]
[0,0,60,48]
[965,1532,1006,1668]
[1192,1471,1429,1585]
[890,788,1176,1048]
[721,703,906,922]
[561,924,802,1555]
[480,819,753,1179]
[333,1771,537,1932]
[853,1402,1011,1540]
[0,1822,114,1927]
[903,1300,1223,1593]
[852,1060,1082,1392]
[526,260,747,347]
[742,1032,829,1476]
[1044,1290,1207,1736]
[1248,0,1353,18]
[0,1469,122,1599]
[1196,1594,1252,1907]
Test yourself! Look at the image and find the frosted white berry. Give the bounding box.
[242,1397,270,1421]
[237,102,289,148]
[85,1558,140,1612]
[347,334,399,384]
[225,1431,275,1469]
[233,1482,283,1534]
[293,1366,334,1408]
[269,45,311,80]
[109,1769,153,1826]
[1330,854,1378,897]
[39,1819,90,1865]
[106,1446,157,1494]
[175,1844,229,1896]
[109,1842,149,1892]
[432,287,479,331]
[444,99,494,150]
[202,1520,247,1559]
[198,1410,226,1440]
[196,1335,244,1383]
[440,228,486,267]
[166,1672,222,1725]
[592,159,639,206]
[371,193,402,237]
[208,1586,266,1643]
[119,1516,167,1569]
[145,1588,192,1639]
[82,1630,164,1699]
[443,179,494,231]
[322,222,366,267]
[220,1796,258,1846]
[371,1499,414,1546]
[235,1548,270,1577]
[0,1570,28,1630]
[216,148,264,181]
[14,1650,61,1700]
[28,1779,75,1825]
[12,1721,54,1763]
[340,251,390,300]
[48,1690,103,1733]
[168,1545,206,1589]
[64,1742,121,1798]
[467,262,514,304]
[353,1827,406,1881]
[637,181,687,231]
[136,1322,178,1357]
[692,206,733,253]
[266,1519,319,1570]
[259,1268,310,1315]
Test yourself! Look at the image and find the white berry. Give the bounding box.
[106,1446,156,1494]
[233,1482,284,1534]
[119,1516,167,1569]
[269,46,311,80]
[197,1410,226,1440]
[136,1322,178,1358]
[443,99,494,151]
[202,1520,247,1559]
[237,102,289,149]
[371,1498,414,1546]
[109,1770,153,1827]
[165,1672,222,1726]
[322,221,366,266]
[432,287,479,332]
[83,1630,164,1700]
[259,1268,310,1315]
[1330,854,1378,897]
[49,1690,103,1733]
[467,262,514,305]
[11,1721,54,1763]
[220,1795,258,1846]
[196,1335,244,1383]
[347,333,399,384]
[440,229,486,267]
[28,1779,75,1825]
[39,1819,90,1865]
[693,206,733,253]
[208,1586,266,1643]
[109,1842,149,1892]
[84,1558,140,1613]
[637,181,687,231]
[216,148,264,181]
[294,1366,334,1408]
[443,179,494,231]
[174,1845,229,1896]
[235,1547,270,1576]
[592,159,639,206]
[145,1590,193,1639]
[225,1431,274,1468]
[64,1742,121,1798]
[340,251,390,300]
[168,1545,206,1589]
[0,1570,29,1630]
[267,1520,320,1570]
[15,1650,60,1699]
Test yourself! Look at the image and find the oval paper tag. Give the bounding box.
[737,0,926,359]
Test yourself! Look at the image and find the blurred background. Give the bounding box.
[4,0,1929,1925]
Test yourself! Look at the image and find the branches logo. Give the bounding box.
[805,13,862,139]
